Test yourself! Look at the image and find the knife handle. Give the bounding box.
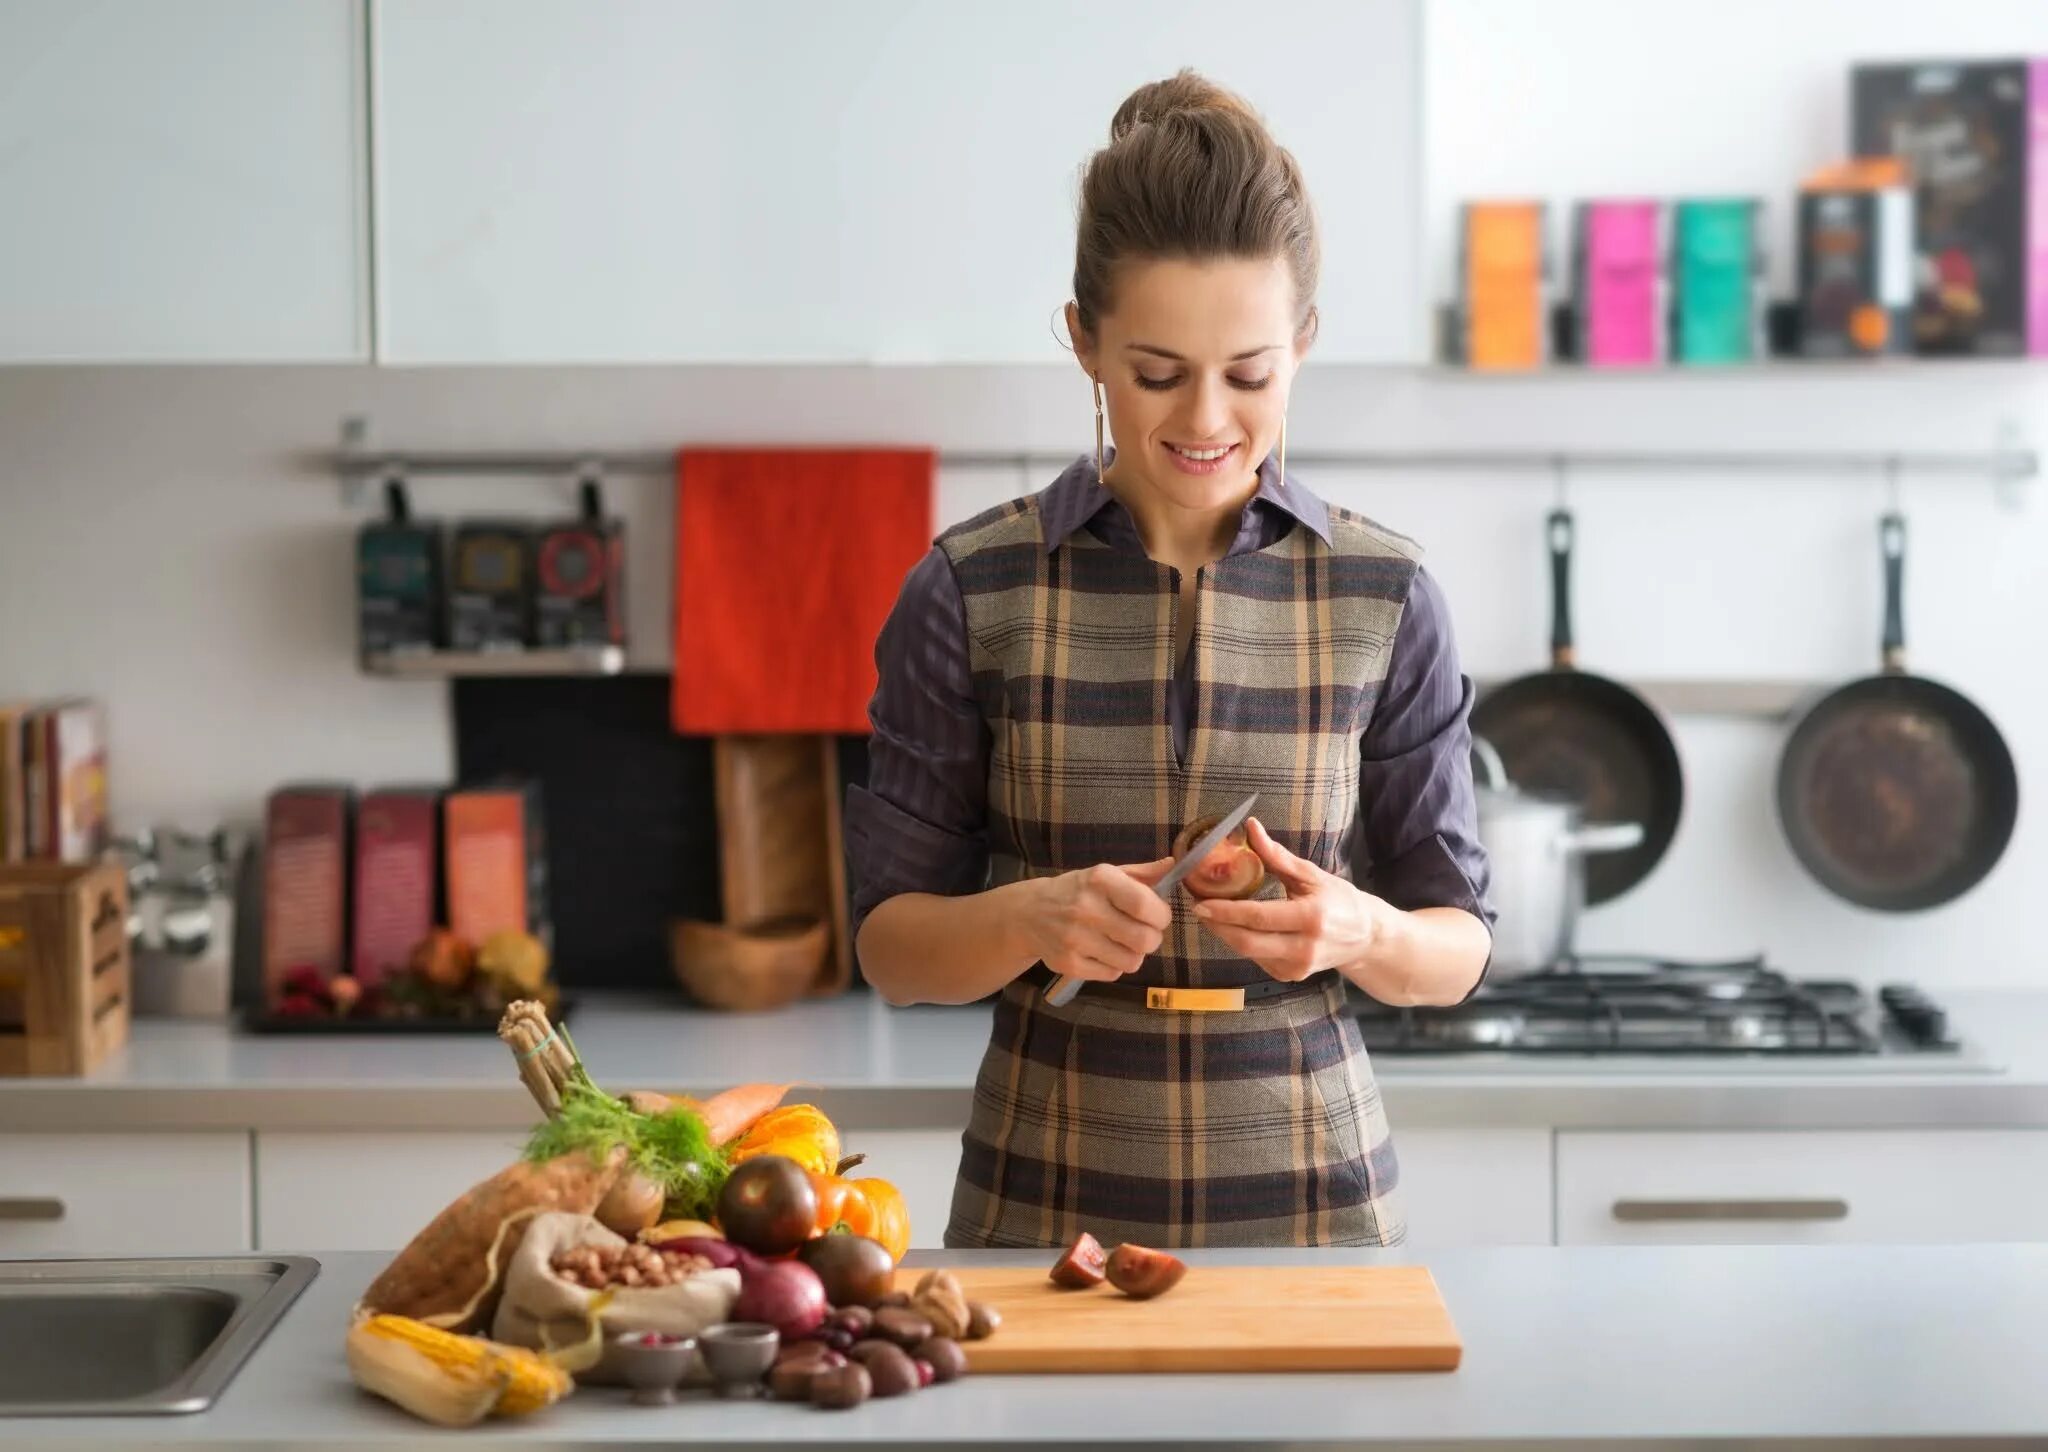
[1040,818,1240,1009]
[1042,974,1084,1007]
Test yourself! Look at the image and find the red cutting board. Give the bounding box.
[936,1265,1462,1373]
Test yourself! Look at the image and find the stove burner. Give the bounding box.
[1352,953,1958,1057]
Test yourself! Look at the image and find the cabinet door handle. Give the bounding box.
[1612,1197,1848,1223]
[0,1197,65,1222]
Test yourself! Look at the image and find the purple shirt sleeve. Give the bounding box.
[844,546,992,954]
[1349,565,1497,996]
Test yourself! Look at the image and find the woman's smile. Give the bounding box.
[1162,439,1242,475]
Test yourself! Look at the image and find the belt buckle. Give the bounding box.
[1145,986,1246,1013]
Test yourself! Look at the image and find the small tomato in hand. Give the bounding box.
[1172,815,1266,900]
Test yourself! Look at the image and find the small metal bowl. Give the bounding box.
[697,1321,780,1398]
[610,1330,697,1407]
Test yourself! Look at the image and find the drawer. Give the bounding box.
[1557,1130,2048,1245]
[0,1132,250,1254]
[256,1131,530,1252]
[1395,1128,1553,1246]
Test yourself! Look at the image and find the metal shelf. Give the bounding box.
[1425,357,2048,381]
[362,645,624,679]
[320,415,2036,509]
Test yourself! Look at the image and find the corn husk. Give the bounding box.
[345,1320,515,1428]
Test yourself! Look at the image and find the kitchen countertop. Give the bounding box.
[3,989,2048,1134]
[7,1243,2047,1450]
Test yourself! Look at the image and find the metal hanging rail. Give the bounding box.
[322,417,2036,504]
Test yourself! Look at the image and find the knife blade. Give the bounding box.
[1042,792,1259,1007]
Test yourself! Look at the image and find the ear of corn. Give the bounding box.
[347,1313,573,1425]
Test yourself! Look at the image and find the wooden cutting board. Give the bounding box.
[935,1265,1461,1373]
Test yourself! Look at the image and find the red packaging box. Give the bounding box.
[350,787,439,986]
[261,783,353,1002]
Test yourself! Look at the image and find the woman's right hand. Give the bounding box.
[1020,858,1175,982]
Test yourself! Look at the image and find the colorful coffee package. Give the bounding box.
[1853,59,2036,357]
[1572,200,1665,366]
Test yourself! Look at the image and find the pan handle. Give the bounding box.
[1560,822,1646,856]
[1547,508,1576,670]
[1470,735,1509,792]
[1880,512,1907,675]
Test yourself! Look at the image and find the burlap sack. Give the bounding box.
[491,1211,741,1384]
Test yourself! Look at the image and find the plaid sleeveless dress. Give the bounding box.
[937,485,1423,1249]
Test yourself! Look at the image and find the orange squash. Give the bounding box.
[809,1156,911,1263]
[728,1105,841,1178]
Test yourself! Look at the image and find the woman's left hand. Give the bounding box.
[1191,818,1384,983]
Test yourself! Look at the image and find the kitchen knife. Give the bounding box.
[1041,792,1259,1007]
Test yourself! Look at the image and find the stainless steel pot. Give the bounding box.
[1472,737,1644,979]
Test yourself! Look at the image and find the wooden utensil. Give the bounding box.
[710,735,850,996]
[670,916,828,1013]
[935,1264,1461,1374]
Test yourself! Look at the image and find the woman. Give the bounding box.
[845,71,1494,1250]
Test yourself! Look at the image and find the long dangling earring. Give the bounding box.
[1278,412,1288,483]
[1093,380,1107,483]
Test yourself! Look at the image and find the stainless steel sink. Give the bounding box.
[0,1256,318,1416]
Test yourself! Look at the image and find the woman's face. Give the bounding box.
[1069,256,1310,512]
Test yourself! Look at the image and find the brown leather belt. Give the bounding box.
[1025,968,1328,1012]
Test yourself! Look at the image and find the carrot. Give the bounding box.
[692,1082,797,1145]
[613,1082,796,1144]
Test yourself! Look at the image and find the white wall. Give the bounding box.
[1,0,2045,988]
[0,360,2041,988]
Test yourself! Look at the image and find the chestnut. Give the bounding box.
[914,1336,969,1383]
[871,1306,934,1348]
[810,1361,872,1409]
[769,1349,844,1401]
[829,1304,874,1339]
[861,1342,920,1398]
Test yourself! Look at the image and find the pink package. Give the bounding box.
[1584,201,1663,365]
[2030,61,2048,355]
[351,788,438,986]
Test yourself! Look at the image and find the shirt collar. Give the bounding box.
[1039,450,1332,554]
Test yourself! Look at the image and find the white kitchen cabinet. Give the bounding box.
[0,1132,251,1255]
[1556,1130,2048,1246]
[254,1127,957,1252]
[255,1130,528,1252]
[0,0,368,362]
[1393,1128,1552,1245]
[374,0,1423,365]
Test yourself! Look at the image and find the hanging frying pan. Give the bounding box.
[1775,512,2017,910]
[1469,508,1684,905]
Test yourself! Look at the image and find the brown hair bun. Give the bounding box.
[1075,69,1319,337]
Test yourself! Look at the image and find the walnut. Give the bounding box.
[909,1269,970,1341]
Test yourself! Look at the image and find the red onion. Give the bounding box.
[733,1260,829,1340]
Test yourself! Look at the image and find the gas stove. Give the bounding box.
[1352,954,1983,1067]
